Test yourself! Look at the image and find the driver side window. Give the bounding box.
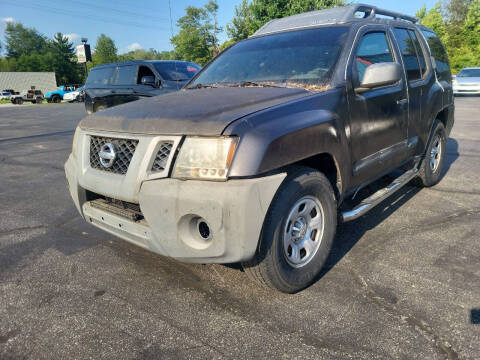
[355,32,394,85]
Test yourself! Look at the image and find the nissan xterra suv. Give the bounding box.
[65,4,454,293]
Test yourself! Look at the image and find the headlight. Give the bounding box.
[452,79,458,85]
[173,137,238,181]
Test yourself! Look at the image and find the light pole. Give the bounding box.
[81,38,89,80]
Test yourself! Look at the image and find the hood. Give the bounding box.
[456,77,480,84]
[79,87,310,136]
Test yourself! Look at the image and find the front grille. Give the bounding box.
[151,141,173,172]
[90,136,139,174]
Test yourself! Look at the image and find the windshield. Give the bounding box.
[188,26,349,91]
[458,69,480,78]
[153,62,201,81]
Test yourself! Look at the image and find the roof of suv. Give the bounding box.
[92,60,197,70]
[251,3,421,38]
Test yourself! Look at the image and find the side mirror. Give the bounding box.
[141,76,156,87]
[356,62,402,93]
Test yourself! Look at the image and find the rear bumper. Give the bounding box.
[65,154,285,263]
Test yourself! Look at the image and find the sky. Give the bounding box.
[1,0,439,55]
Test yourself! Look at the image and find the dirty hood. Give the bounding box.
[79,87,310,135]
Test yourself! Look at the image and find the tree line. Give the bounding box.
[1,0,478,85]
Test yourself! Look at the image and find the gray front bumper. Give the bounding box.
[65,153,285,263]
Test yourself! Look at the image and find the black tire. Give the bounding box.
[16,98,23,105]
[52,95,61,103]
[416,120,446,187]
[242,167,337,293]
[35,97,42,104]
[76,95,82,102]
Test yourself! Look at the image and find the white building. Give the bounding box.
[0,72,57,94]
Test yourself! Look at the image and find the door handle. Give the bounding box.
[396,99,408,105]
[111,90,116,94]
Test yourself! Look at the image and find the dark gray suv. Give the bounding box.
[66,4,454,293]
[84,60,201,113]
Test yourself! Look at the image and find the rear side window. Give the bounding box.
[112,65,137,85]
[153,62,201,81]
[86,66,115,85]
[421,30,451,82]
[393,28,423,81]
[408,30,427,76]
[355,32,394,84]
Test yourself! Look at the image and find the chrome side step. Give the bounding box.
[341,168,418,222]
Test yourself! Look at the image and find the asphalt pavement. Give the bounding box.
[0,99,479,359]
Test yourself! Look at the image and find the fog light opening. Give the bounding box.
[197,220,211,240]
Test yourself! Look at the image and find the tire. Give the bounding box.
[35,97,42,104]
[52,95,61,103]
[416,120,446,187]
[16,98,23,105]
[242,167,337,293]
[76,95,82,102]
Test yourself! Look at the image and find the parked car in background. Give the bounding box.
[63,86,85,102]
[46,84,82,103]
[453,67,480,95]
[11,89,44,104]
[0,91,12,100]
[66,5,454,293]
[84,60,201,113]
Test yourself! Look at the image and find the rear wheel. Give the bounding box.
[52,95,61,103]
[242,167,337,293]
[35,97,42,104]
[16,98,23,105]
[416,121,446,187]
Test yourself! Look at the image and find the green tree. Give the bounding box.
[463,0,480,46]
[4,22,48,58]
[417,2,446,37]
[93,34,118,65]
[171,3,218,65]
[50,32,81,84]
[227,0,252,41]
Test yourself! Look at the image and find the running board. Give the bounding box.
[341,168,418,222]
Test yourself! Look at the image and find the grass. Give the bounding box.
[0,99,11,104]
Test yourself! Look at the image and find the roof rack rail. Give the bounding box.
[355,4,420,24]
[252,4,420,38]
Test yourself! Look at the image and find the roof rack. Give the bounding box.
[251,3,420,38]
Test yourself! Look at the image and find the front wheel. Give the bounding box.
[242,167,337,293]
[416,121,446,187]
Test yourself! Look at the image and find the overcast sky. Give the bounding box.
[1,0,438,54]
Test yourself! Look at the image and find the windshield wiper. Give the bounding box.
[187,83,218,89]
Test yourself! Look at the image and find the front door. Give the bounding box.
[347,26,409,186]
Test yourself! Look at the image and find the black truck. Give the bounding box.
[66,4,454,293]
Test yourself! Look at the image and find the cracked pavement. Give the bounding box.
[1,99,479,359]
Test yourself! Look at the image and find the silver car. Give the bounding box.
[0,91,12,100]
[453,67,480,95]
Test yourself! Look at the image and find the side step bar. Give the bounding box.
[341,168,418,222]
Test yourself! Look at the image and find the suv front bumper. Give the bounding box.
[65,153,285,263]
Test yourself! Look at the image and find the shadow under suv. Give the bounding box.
[84,60,201,113]
[66,4,454,293]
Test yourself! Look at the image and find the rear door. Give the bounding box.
[109,64,139,108]
[347,25,409,185]
[85,66,116,112]
[392,27,437,155]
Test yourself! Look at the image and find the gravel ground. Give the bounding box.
[0,98,479,359]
